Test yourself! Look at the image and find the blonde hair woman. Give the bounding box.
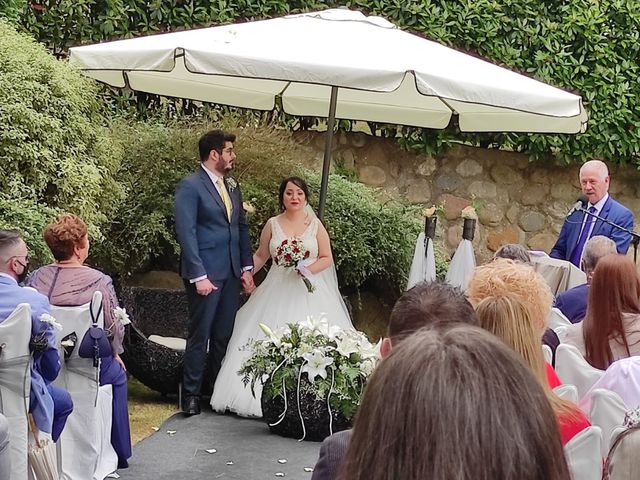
[474,294,589,445]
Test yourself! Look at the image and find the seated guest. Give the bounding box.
[312,281,478,480]
[0,413,9,479]
[468,258,562,373]
[337,325,571,480]
[473,294,590,444]
[27,214,131,468]
[580,356,640,411]
[554,236,617,323]
[0,230,73,441]
[564,254,640,369]
[493,243,532,264]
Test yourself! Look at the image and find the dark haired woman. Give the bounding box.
[565,254,640,369]
[27,214,131,468]
[211,177,353,417]
[338,325,571,480]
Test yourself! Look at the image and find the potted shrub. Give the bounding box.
[240,316,379,441]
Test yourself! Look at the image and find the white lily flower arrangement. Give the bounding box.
[240,317,379,421]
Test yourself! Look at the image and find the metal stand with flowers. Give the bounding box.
[240,316,379,441]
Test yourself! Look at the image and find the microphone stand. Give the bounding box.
[575,207,640,263]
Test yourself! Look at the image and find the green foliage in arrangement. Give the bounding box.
[15,0,640,165]
[98,116,429,291]
[0,20,124,264]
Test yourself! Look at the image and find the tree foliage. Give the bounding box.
[14,0,640,165]
[0,20,124,262]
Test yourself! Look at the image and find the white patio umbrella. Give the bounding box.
[69,8,587,218]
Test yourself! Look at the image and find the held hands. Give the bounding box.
[195,278,218,296]
[241,271,256,294]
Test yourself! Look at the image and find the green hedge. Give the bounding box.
[13,0,640,165]
[0,20,123,262]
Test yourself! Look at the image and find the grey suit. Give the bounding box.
[311,429,352,480]
[175,167,252,396]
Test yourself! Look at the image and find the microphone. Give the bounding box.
[567,194,588,217]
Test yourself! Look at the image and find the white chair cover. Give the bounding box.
[554,384,579,403]
[0,303,32,480]
[52,291,118,480]
[542,345,553,365]
[555,344,604,399]
[549,307,572,332]
[406,233,436,290]
[445,239,475,291]
[564,425,603,480]
[93,385,118,480]
[581,389,628,458]
[581,356,640,410]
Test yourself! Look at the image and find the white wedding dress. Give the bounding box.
[210,217,354,417]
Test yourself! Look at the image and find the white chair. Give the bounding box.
[52,292,118,480]
[542,344,553,365]
[549,307,572,332]
[582,389,628,458]
[564,425,603,480]
[555,344,604,399]
[0,304,32,480]
[554,384,579,403]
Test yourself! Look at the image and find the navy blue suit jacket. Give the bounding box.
[554,283,588,324]
[175,168,252,281]
[550,195,634,265]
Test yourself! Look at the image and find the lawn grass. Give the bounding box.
[128,377,178,445]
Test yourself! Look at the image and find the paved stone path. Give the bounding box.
[115,410,321,479]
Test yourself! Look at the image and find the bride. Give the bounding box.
[210,176,354,417]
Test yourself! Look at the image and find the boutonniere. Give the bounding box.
[226,177,238,192]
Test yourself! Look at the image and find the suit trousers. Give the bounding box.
[183,275,241,396]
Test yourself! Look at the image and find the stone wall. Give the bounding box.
[292,131,640,264]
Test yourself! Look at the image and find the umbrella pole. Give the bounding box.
[318,86,338,221]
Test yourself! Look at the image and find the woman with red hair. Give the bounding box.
[565,254,640,369]
[27,214,131,468]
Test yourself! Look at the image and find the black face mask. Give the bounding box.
[16,260,29,284]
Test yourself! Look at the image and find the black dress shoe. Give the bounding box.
[182,395,201,416]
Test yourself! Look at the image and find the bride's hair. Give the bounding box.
[338,325,570,480]
[278,176,309,211]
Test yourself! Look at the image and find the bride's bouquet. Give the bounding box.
[274,238,316,293]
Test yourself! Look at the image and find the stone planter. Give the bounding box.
[261,377,352,442]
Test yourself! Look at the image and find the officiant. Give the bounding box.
[550,159,634,267]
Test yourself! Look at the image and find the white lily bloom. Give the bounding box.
[113,307,131,325]
[335,335,360,357]
[40,313,62,331]
[302,350,334,382]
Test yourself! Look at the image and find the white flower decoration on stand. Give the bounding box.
[113,307,131,326]
[40,313,62,331]
[302,351,334,382]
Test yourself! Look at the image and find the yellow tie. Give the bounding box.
[217,178,232,220]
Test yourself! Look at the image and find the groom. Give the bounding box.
[175,129,254,415]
